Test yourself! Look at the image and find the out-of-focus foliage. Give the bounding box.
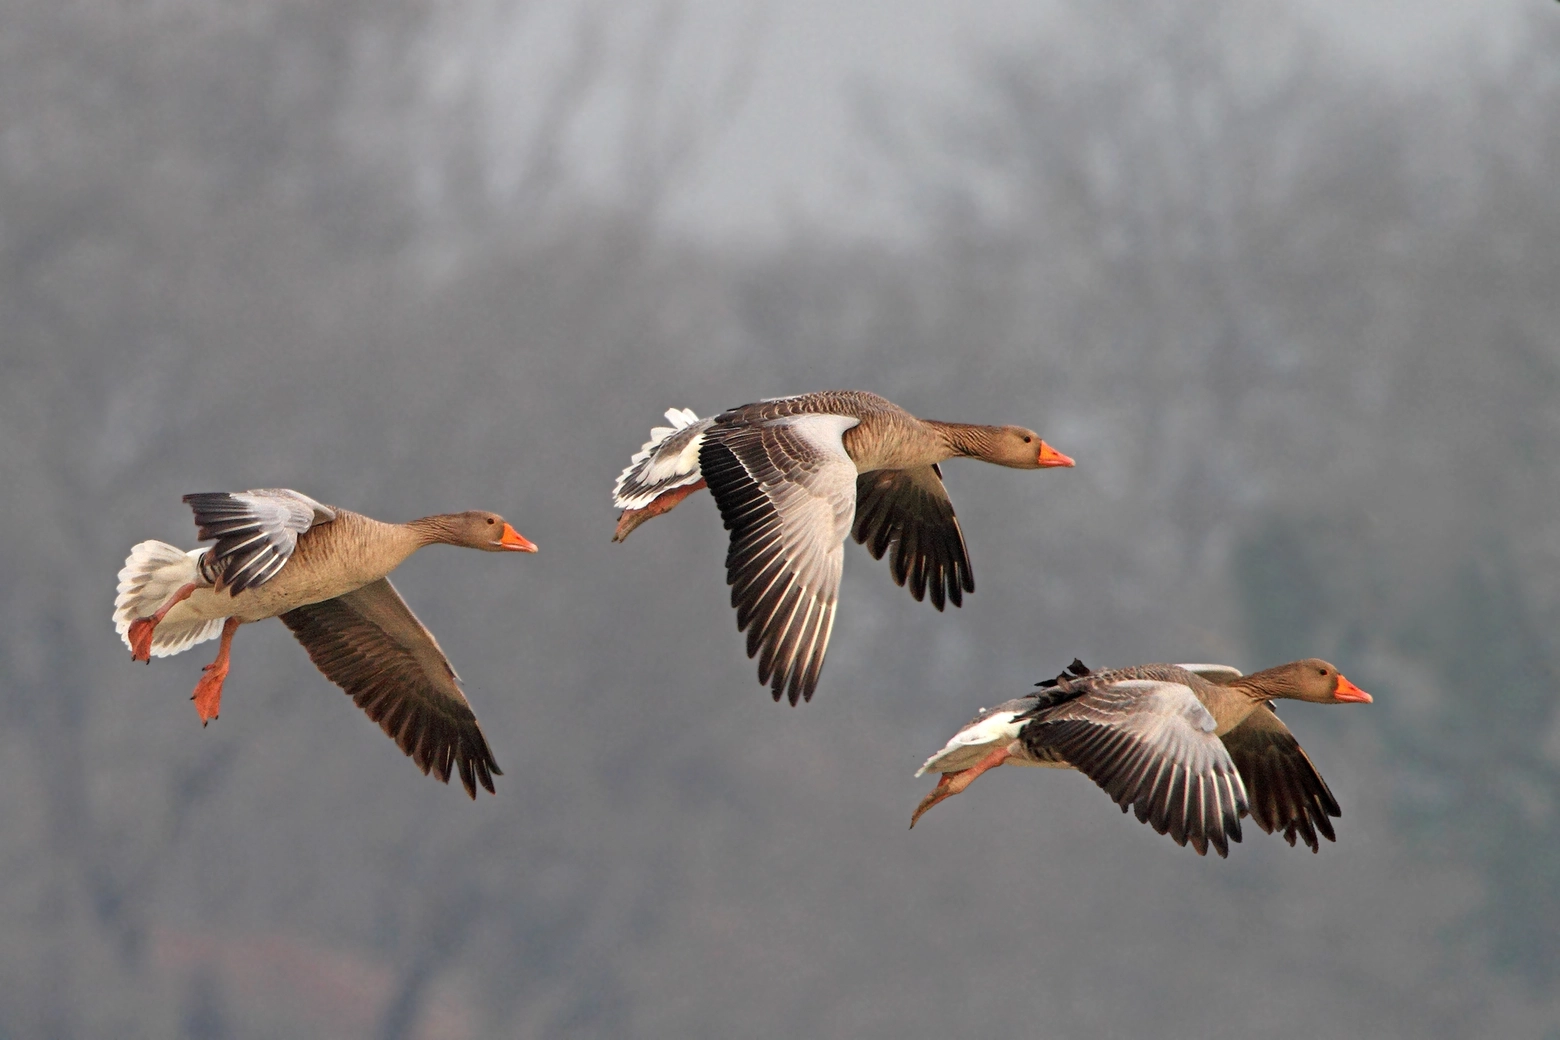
[2,0,1558,1036]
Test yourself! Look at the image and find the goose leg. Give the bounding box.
[128,582,199,662]
[613,480,707,542]
[191,617,241,725]
[909,745,1013,829]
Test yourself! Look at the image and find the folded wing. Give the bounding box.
[279,578,500,797]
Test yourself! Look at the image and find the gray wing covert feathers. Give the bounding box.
[183,488,335,595]
[1021,675,1249,857]
[280,578,501,797]
[699,413,859,705]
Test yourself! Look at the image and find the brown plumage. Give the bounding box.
[279,580,499,797]
[612,391,1075,704]
[114,489,537,797]
[910,658,1372,856]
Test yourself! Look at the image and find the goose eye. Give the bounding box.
[487,518,496,525]
[1023,435,1033,443]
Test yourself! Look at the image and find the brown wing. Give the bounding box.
[852,464,974,611]
[1221,703,1340,852]
[280,578,500,797]
[1022,677,1249,857]
[699,413,859,705]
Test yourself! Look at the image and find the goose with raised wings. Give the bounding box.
[114,489,537,797]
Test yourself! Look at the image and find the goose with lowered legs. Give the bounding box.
[114,488,537,797]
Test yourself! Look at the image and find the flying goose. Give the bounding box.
[114,489,537,796]
[612,391,1074,704]
[910,658,1372,856]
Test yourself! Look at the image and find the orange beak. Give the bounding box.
[1037,441,1075,468]
[1333,675,1372,703]
[498,523,538,552]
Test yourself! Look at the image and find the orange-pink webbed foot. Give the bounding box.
[191,617,241,726]
[128,619,157,663]
[128,581,199,662]
[192,662,228,725]
[613,480,707,542]
[909,745,1013,829]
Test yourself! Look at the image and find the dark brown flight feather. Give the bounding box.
[280,578,500,797]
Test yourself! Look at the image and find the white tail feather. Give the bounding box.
[114,541,222,657]
[613,407,711,509]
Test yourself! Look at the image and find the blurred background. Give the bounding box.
[3,0,1559,1036]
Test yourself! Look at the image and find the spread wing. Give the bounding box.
[699,413,860,705]
[852,464,974,611]
[279,578,500,797]
[1221,703,1340,852]
[1023,678,1249,857]
[183,488,335,595]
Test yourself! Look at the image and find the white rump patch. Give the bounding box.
[953,710,1025,747]
[915,710,1024,777]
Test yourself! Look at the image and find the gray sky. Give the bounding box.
[419,0,1520,245]
[7,0,1559,1033]
[649,0,1517,241]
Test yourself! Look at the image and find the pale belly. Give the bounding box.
[160,569,378,626]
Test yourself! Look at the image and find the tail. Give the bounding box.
[114,541,223,657]
[613,407,714,509]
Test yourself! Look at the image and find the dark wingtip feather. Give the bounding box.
[946,578,963,609]
[853,467,972,618]
[456,753,477,799]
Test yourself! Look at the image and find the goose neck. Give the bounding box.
[932,422,1000,460]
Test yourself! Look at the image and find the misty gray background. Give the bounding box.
[3,0,1559,1036]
